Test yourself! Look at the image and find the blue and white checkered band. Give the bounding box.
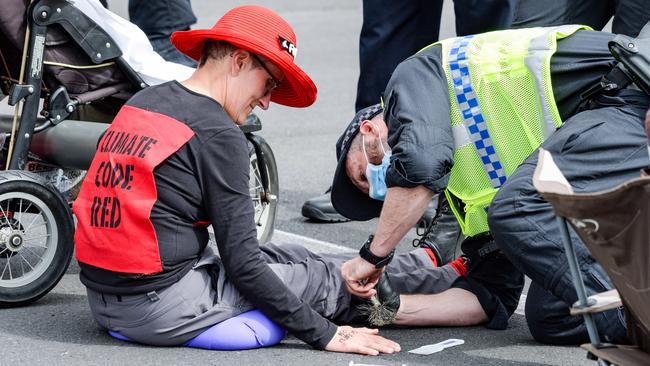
[339,104,383,157]
[449,36,507,188]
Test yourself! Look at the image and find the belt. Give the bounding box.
[580,64,632,101]
[478,242,500,257]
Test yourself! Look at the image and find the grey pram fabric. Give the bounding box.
[0,0,131,97]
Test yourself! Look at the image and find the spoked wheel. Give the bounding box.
[0,171,74,307]
[248,135,279,244]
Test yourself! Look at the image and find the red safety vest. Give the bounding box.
[73,105,194,274]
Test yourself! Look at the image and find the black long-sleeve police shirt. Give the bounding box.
[383,30,617,193]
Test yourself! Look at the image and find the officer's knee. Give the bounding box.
[526,312,564,345]
[524,282,592,345]
[525,311,591,345]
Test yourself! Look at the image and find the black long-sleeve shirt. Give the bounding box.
[79,81,336,349]
[383,30,617,192]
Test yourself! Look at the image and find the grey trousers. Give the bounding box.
[86,242,458,346]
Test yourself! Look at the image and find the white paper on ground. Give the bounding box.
[408,338,465,355]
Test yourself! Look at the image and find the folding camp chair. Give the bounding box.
[533,148,650,366]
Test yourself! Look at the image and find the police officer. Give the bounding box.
[331,25,650,344]
[73,5,400,355]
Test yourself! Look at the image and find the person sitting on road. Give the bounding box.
[331,25,650,345]
[72,5,408,355]
[70,4,474,354]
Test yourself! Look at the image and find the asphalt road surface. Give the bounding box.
[0,1,603,365]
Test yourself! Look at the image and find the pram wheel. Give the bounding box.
[248,136,278,244]
[0,171,74,307]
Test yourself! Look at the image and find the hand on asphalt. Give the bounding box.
[325,326,401,356]
[341,256,383,298]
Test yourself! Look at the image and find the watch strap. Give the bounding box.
[359,235,395,268]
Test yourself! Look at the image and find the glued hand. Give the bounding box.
[341,256,383,298]
[325,326,401,356]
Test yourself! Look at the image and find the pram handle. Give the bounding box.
[32,0,122,64]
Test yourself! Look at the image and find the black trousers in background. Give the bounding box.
[128,0,197,67]
[512,0,650,37]
[356,0,514,112]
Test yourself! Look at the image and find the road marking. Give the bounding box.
[465,345,590,366]
[274,230,354,253]
[515,294,527,315]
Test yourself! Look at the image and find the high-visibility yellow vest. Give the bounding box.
[426,25,590,237]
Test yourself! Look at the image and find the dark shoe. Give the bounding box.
[301,188,351,223]
[362,272,401,326]
[418,239,444,267]
[416,195,464,265]
[416,200,438,229]
[302,188,443,227]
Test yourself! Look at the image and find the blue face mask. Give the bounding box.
[363,134,391,201]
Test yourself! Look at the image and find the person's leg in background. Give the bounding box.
[612,0,650,37]
[358,0,515,111]
[128,0,197,67]
[302,0,443,224]
[355,0,442,112]
[513,0,650,37]
[511,0,612,31]
[489,95,650,344]
[303,0,513,226]
[453,0,514,36]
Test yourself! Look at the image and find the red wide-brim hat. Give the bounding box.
[171,5,317,108]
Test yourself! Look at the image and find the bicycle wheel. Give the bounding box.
[248,135,278,244]
[0,171,74,307]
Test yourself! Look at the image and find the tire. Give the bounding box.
[0,170,74,307]
[248,135,278,244]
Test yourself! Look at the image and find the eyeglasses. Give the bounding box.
[251,53,281,96]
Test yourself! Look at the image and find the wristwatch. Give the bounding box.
[359,235,395,268]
